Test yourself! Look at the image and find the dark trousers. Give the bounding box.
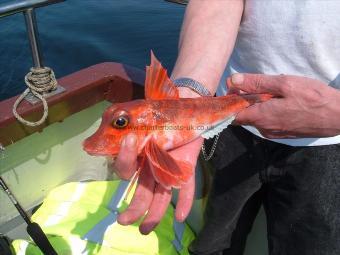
[189,126,340,255]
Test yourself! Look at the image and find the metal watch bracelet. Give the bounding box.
[172,77,212,96]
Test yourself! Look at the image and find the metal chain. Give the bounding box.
[12,67,57,127]
[201,133,220,161]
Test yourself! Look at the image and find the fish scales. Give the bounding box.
[83,52,272,189]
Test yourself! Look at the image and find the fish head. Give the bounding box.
[83,100,151,157]
[83,52,196,190]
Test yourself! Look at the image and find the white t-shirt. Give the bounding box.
[217,0,340,146]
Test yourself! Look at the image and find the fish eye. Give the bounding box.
[112,116,129,129]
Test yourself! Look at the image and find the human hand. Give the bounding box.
[229,73,340,138]
[112,86,202,235]
[113,133,201,234]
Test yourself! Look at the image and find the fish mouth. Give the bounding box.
[82,138,118,157]
[83,148,111,157]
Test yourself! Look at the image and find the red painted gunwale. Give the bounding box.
[0,62,145,146]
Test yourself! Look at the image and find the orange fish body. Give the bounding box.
[83,52,272,189]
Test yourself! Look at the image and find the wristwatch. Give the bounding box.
[172,77,212,96]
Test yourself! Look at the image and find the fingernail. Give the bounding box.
[175,210,185,222]
[125,134,137,147]
[117,214,129,225]
[140,228,149,235]
[231,73,244,85]
[177,215,184,222]
[140,225,154,235]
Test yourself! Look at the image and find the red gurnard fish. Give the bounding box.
[83,52,272,190]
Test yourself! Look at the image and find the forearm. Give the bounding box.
[323,87,340,136]
[171,0,244,95]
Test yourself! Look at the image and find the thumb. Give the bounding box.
[114,133,138,179]
[226,77,247,95]
[230,73,286,96]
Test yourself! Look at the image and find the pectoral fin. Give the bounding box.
[144,138,192,190]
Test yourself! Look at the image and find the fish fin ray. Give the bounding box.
[145,51,179,100]
[201,116,236,139]
[144,138,192,189]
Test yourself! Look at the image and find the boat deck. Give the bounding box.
[1,62,268,254]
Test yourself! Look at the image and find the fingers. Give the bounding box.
[168,139,199,222]
[226,77,246,95]
[114,133,138,179]
[139,184,172,235]
[117,166,155,225]
[117,136,200,234]
[175,174,195,222]
[233,103,264,126]
[230,73,287,96]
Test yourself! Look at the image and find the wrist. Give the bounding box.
[329,89,340,135]
[178,87,202,98]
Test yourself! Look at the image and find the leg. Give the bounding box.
[189,126,266,255]
[222,188,264,255]
[264,142,340,255]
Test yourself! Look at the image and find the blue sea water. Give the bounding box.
[0,0,185,100]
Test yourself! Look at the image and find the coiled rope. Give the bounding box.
[12,67,57,127]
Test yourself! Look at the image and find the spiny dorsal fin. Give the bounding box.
[145,51,179,100]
